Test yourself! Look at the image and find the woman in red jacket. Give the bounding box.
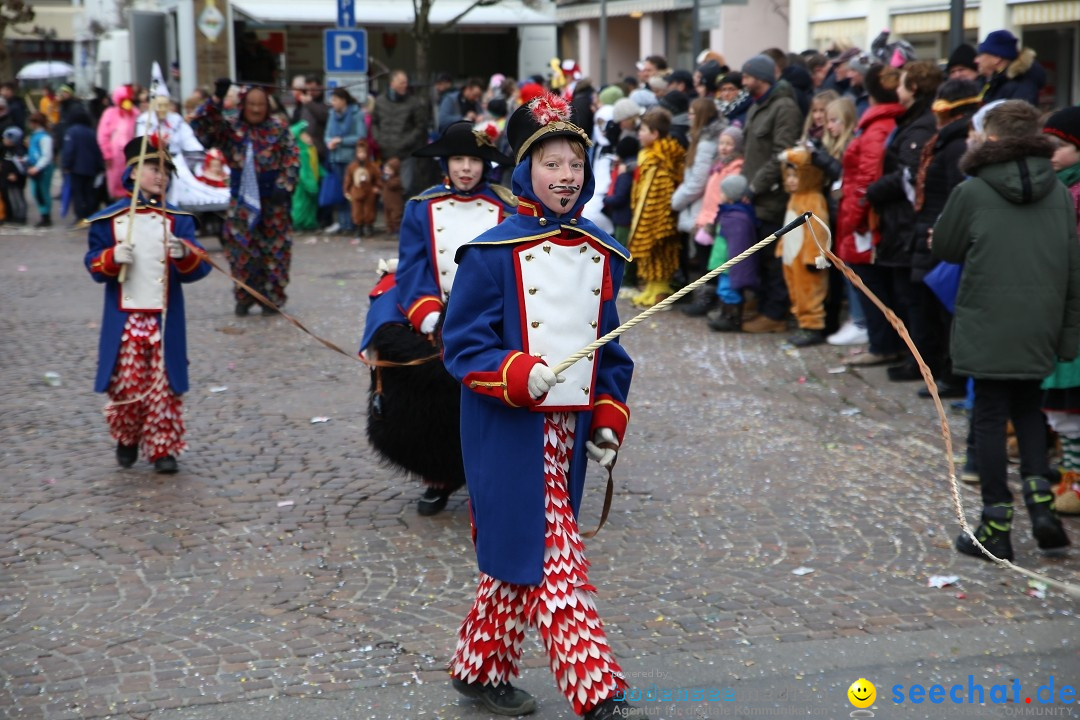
[836,65,907,366]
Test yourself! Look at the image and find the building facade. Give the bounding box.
[790,0,1078,106]
[555,0,790,84]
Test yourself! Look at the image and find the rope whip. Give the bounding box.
[550,210,1078,599]
[136,200,1079,595]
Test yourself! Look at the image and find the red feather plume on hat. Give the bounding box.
[528,91,572,126]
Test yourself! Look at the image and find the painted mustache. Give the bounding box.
[549,184,581,207]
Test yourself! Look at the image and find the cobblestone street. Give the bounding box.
[1,223,1077,719]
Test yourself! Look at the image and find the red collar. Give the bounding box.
[516,197,585,221]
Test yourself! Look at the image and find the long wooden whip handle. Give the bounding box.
[551,211,812,375]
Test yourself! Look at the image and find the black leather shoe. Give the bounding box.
[417,486,451,516]
[452,677,536,716]
[154,456,179,474]
[585,698,655,719]
[887,363,922,382]
[918,381,967,399]
[234,302,251,317]
[116,442,138,468]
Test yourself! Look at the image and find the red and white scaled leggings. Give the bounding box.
[105,313,186,462]
[450,411,626,715]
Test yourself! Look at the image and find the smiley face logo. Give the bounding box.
[848,678,876,709]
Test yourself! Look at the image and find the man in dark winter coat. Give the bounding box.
[739,54,802,333]
[907,79,983,397]
[975,29,1046,106]
[61,105,105,221]
[373,70,430,197]
[437,77,483,132]
[932,100,1076,563]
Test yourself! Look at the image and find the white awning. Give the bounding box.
[232,0,557,27]
[556,0,690,22]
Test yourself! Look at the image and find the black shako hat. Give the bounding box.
[506,91,593,164]
[123,134,175,171]
[412,120,513,166]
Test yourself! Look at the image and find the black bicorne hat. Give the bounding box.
[413,120,513,166]
[506,91,593,164]
[123,134,175,171]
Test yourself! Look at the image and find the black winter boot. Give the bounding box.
[116,442,138,468]
[956,504,1014,561]
[451,677,536,716]
[680,283,718,317]
[707,302,743,332]
[1023,475,1070,555]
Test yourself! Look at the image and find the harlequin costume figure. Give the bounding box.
[359,121,515,516]
[191,79,299,316]
[441,93,650,720]
[84,136,210,474]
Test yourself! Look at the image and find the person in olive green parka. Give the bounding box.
[290,121,320,232]
[932,100,1078,562]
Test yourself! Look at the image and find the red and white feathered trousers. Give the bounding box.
[450,412,625,716]
[104,313,186,461]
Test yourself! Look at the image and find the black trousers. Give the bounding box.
[70,174,98,221]
[851,264,914,357]
[973,378,1049,507]
[756,221,790,321]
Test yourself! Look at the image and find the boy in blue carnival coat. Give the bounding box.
[84,136,210,474]
[441,93,649,720]
[359,121,516,516]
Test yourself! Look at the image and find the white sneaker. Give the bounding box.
[827,321,869,346]
[325,222,341,235]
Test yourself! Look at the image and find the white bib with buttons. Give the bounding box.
[115,211,168,312]
[517,237,606,411]
[430,195,503,299]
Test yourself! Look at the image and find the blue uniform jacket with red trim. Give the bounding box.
[441,154,633,586]
[84,196,210,394]
[394,181,515,332]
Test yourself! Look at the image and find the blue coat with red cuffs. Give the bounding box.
[441,154,633,586]
[394,180,516,333]
[84,195,210,394]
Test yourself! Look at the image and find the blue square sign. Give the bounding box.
[324,29,367,74]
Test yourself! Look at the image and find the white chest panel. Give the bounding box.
[430,196,502,299]
[517,239,607,411]
[115,212,168,311]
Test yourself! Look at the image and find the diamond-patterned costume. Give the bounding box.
[451,412,626,715]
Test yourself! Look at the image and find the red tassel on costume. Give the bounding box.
[529,92,573,126]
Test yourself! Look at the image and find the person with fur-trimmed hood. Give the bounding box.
[975,29,1046,106]
[440,93,648,720]
[358,120,515,517]
[932,100,1076,562]
[84,136,211,475]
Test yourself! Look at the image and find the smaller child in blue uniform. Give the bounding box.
[84,136,210,474]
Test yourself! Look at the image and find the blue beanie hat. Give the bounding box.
[977,30,1019,61]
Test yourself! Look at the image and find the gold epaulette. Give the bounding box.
[490,184,519,208]
[82,202,198,227]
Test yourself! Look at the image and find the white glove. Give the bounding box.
[586,428,619,468]
[113,243,134,264]
[527,363,564,400]
[419,311,440,335]
[168,236,189,259]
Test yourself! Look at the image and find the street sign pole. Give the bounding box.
[338,0,354,28]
